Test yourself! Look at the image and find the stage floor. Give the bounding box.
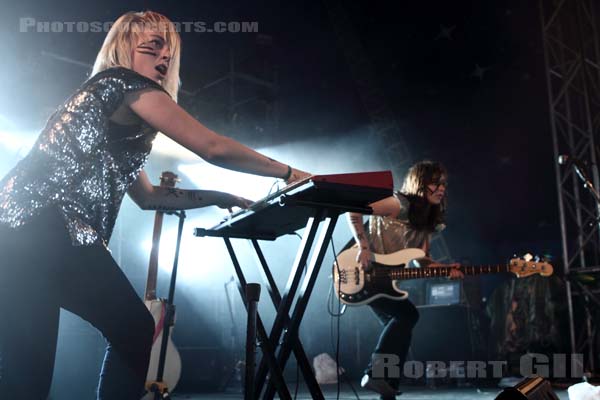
[172,385,569,399]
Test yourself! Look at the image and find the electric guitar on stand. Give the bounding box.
[333,246,554,305]
[143,171,182,399]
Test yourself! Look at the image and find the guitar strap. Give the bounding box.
[152,302,166,344]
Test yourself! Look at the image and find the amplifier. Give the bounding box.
[176,346,227,393]
[410,305,486,363]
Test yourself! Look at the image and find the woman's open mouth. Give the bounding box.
[155,64,168,75]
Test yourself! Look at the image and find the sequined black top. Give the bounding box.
[0,67,168,246]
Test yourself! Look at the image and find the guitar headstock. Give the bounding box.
[508,257,554,278]
[159,171,179,188]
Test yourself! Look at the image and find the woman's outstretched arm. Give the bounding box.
[126,89,309,183]
[128,170,252,211]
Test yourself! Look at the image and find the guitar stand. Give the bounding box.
[147,210,186,400]
[245,283,261,400]
[196,202,371,400]
[222,277,245,392]
[146,381,171,400]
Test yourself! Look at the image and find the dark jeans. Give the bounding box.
[0,207,154,400]
[367,297,420,387]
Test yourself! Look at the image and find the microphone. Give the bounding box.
[558,154,588,169]
[558,154,581,165]
[557,154,568,165]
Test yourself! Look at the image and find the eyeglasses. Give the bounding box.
[429,181,448,189]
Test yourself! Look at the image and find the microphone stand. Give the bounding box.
[565,159,600,374]
[222,276,244,392]
[573,162,600,207]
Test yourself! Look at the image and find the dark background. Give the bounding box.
[0,0,559,262]
[0,0,564,396]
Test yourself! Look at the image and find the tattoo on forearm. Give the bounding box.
[186,191,203,202]
[150,189,204,210]
[165,188,183,198]
[145,204,178,211]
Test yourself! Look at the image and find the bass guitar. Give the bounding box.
[333,247,553,305]
[143,171,182,399]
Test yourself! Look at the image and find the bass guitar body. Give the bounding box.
[333,247,426,305]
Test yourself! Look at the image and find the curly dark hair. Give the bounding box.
[400,160,447,231]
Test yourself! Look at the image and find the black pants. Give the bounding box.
[368,297,420,387]
[0,208,155,400]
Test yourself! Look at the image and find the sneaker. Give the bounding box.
[361,373,397,399]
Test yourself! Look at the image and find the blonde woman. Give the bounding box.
[0,11,309,400]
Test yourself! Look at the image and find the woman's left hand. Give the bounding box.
[448,263,465,279]
[286,168,311,185]
[428,262,464,279]
[448,267,464,279]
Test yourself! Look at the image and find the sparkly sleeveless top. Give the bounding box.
[368,192,444,254]
[0,67,168,246]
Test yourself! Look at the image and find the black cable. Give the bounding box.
[342,373,361,400]
[331,240,342,400]
[293,359,300,400]
[267,179,284,196]
[336,297,341,400]
[329,240,347,400]
[330,239,362,400]
[292,231,306,399]
[327,282,346,317]
[327,241,346,317]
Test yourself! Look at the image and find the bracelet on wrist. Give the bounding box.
[282,165,292,180]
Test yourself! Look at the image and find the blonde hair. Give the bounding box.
[91,11,181,101]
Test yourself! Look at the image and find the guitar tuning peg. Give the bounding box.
[534,255,540,262]
[523,253,533,262]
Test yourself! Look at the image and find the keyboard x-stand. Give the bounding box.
[194,171,393,399]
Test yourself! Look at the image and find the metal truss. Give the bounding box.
[181,44,280,146]
[540,0,600,372]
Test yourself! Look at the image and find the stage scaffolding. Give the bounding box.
[540,0,600,373]
[322,0,453,262]
[180,36,280,148]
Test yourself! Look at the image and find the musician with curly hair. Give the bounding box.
[347,160,461,399]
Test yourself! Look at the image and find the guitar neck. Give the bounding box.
[144,211,164,301]
[380,264,511,280]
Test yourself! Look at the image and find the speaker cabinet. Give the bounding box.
[177,346,227,392]
[410,304,485,362]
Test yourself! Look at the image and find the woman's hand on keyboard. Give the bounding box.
[286,168,311,184]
